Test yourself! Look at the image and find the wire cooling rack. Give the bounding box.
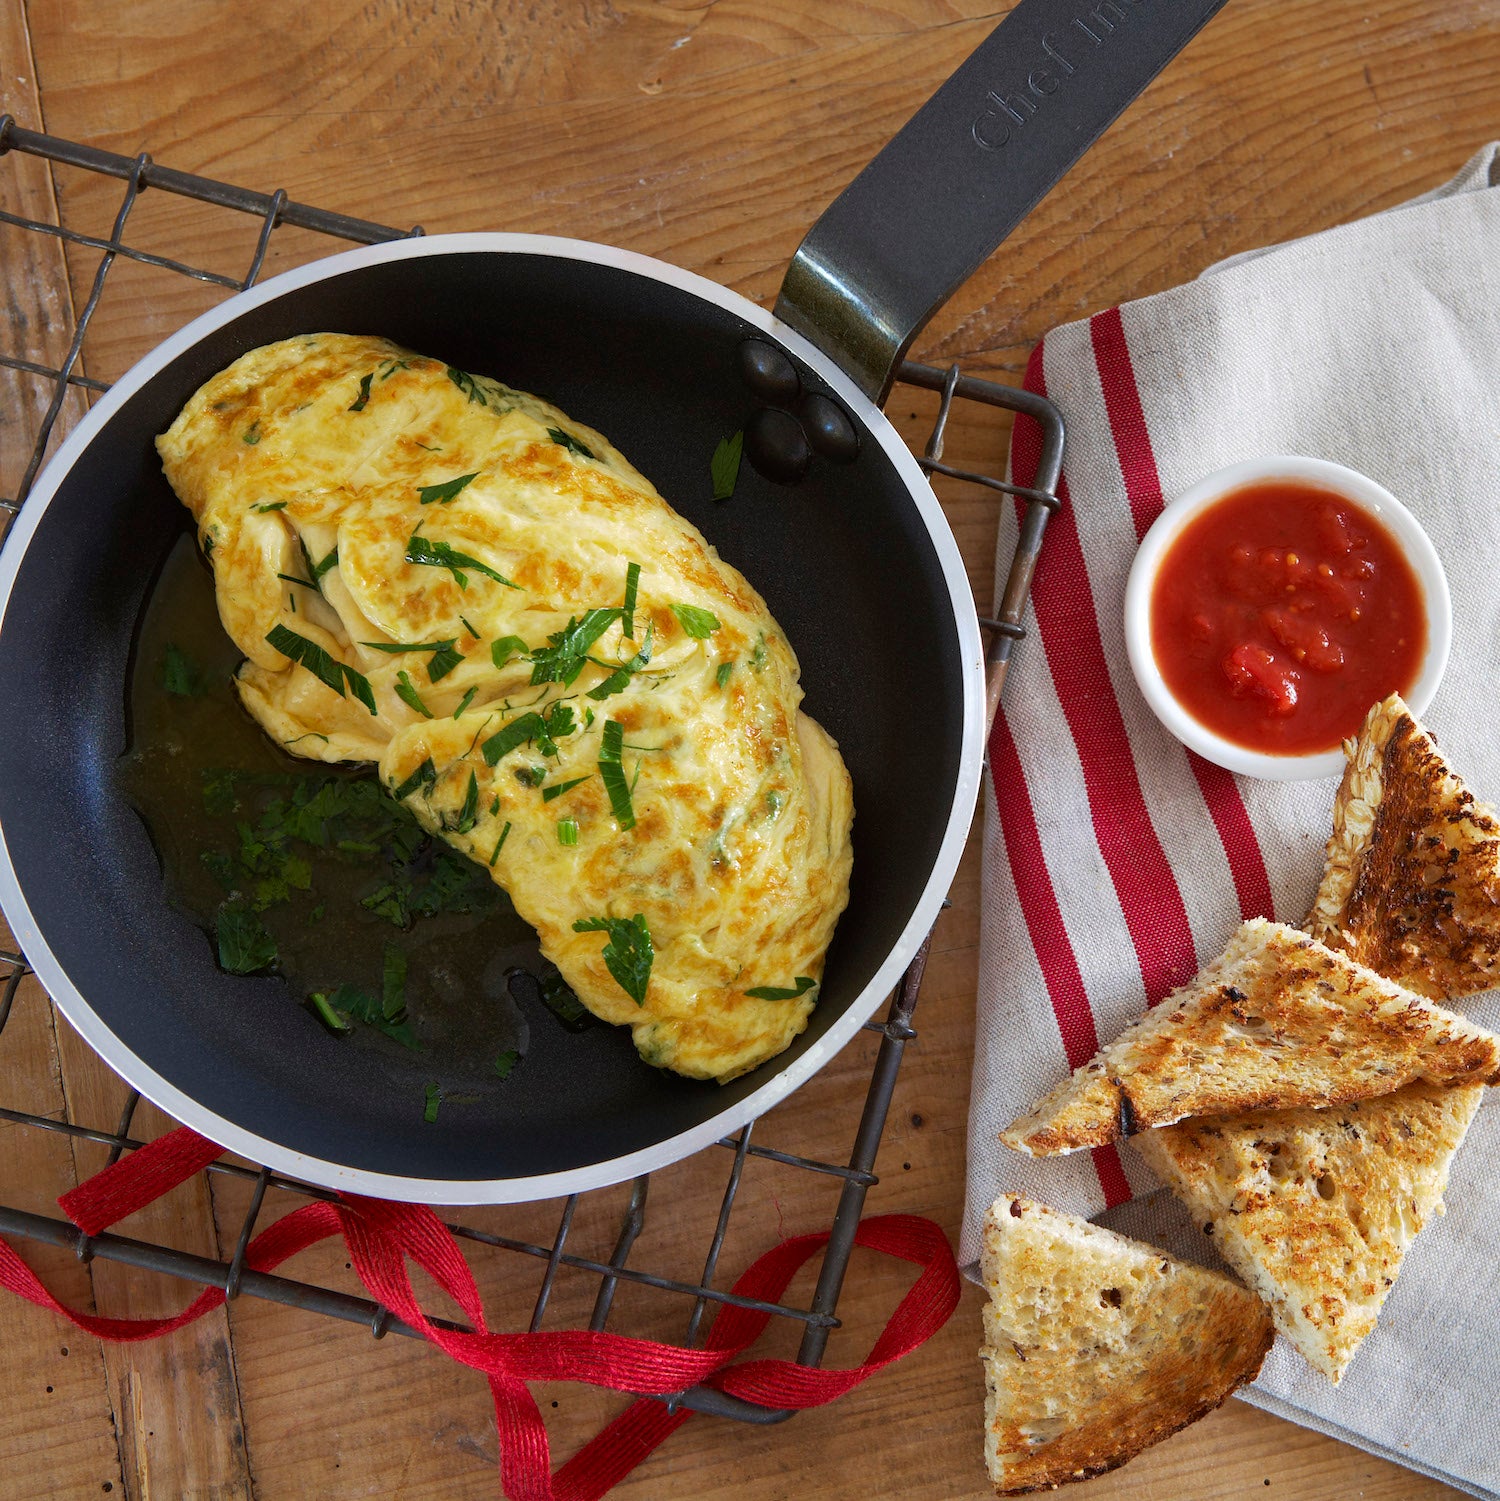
[0,123,1062,1425]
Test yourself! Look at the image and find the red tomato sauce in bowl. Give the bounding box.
[1148,482,1426,755]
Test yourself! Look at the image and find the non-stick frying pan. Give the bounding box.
[0,0,1226,1201]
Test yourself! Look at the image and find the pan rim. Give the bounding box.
[0,231,985,1203]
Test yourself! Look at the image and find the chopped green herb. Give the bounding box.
[252,500,288,514]
[378,357,412,380]
[243,421,262,445]
[392,757,438,801]
[711,430,744,501]
[312,546,339,581]
[265,625,377,715]
[321,982,417,1047]
[382,942,407,1020]
[715,661,733,689]
[488,795,501,816]
[622,561,641,639]
[460,615,480,640]
[423,1083,442,1123]
[556,818,579,846]
[670,603,720,640]
[446,366,487,405]
[750,633,768,671]
[539,970,589,1027]
[493,1049,519,1080]
[455,770,480,834]
[587,624,653,702]
[202,533,216,559]
[162,643,203,697]
[453,685,478,718]
[362,638,449,654]
[395,670,433,718]
[418,471,479,506]
[349,372,374,412]
[547,426,596,460]
[489,820,512,866]
[542,775,591,803]
[308,992,351,1033]
[744,975,817,1001]
[572,913,653,1005]
[276,572,317,591]
[529,608,622,686]
[405,533,518,590]
[426,640,463,682]
[491,635,530,671]
[515,764,547,788]
[597,719,636,830]
[481,712,552,765]
[217,906,277,974]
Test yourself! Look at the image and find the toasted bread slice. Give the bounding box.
[1002,919,1500,1156]
[980,1195,1274,1493]
[1134,1080,1481,1383]
[1307,694,1500,1001]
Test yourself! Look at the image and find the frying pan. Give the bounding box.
[0,0,1226,1202]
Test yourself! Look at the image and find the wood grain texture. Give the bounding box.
[2,0,1496,1496]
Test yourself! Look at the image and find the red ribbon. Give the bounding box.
[6,1127,960,1499]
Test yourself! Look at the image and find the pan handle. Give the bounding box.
[774,0,1228,402]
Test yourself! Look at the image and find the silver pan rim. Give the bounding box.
[0,231,985,1203]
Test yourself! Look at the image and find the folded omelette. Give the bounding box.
[157,333,854,1082]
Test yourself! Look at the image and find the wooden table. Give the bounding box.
[0,2,1492,1497]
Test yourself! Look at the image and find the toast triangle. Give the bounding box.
[1002,918,1499,1156]
[1307,694,1500,1000]
[1133,1080,1482,1383]
[980,1195,1274,1493]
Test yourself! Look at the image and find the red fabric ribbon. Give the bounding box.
[4,1126,960,1499]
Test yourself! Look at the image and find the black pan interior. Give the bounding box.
[0,251,968,1183]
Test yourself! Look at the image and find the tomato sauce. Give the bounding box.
[1149,482,1426,755]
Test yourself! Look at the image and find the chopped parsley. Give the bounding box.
[572,913,653,1005]
[217,906,277,974]
[348,372,374,412]
[587,624,653,702]
[622,561,641,639]
[391,757,438,801]
[405,533,518,591]
[556,818,579,846]
[265,625,377,715]
[491,635,530,670]
[547,426,596,460]
[711,430,744,501]
[597,718,636,830]
[541,775,591,803]
[670,604,720,640]
[423,1082,442,1122]
[529,608,622,686]
[715,662,733,688]
[744,976,817,1001]
[493,1049,519,1080]
[455,770,480,834]
[418,472,479,506]
[446,366,487,405]
[453,685,478,718]
[162,643,204,697]
[394,670,433,718]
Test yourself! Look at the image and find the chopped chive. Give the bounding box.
[489,820,512,866]
[556,818,579,846]
[460,615,480,640]
[743,975,817,1001]
[453,685,479,718]
[622,561,641,639]
[455,771,480,834]
[312,546,339,581]
[309,992,351,1033]
[597,719,635,830]
[542,774,591,803]
[276,572,317,590]
[392,757,437,800]
[349,372,374,412]
[547,426,596,459]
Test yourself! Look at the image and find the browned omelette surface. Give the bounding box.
[156,333,854,1082]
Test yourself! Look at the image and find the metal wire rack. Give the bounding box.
[0,125,1063,1426]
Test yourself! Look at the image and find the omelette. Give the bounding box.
[156,333,854,1082]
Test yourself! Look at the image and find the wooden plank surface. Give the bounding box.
[1,0,1496,1497]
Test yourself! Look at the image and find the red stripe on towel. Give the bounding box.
[1090,309,1275,923]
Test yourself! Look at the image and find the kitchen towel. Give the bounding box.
[962,143,1500,1498]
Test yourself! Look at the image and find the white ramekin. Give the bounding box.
[1123,455,1452,782]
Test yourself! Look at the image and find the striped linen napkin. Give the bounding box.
[961,144,1500,1498]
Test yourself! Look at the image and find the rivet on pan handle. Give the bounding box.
[775,0,1228,402]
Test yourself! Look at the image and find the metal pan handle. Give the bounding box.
[774,0,1228,401]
